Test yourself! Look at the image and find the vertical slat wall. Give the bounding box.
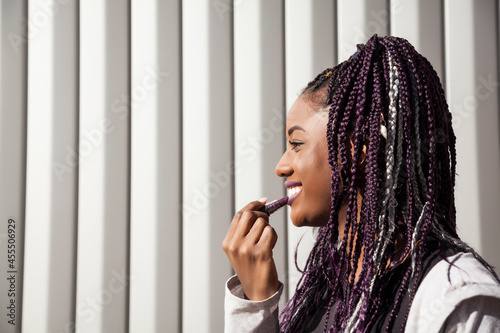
[0,2,26,333]
[129,0,181,332]
[445,0,500,270]
[182,0,232,332]
[390,0,444,82]
[77,0,130,332]
[337,0,388,61]
[0,1,499,332]
[23,1,78,333]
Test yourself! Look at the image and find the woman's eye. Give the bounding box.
[289,141,303,151]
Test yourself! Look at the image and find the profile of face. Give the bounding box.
[275,95,332,227]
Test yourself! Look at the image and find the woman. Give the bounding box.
[223,35,500,332]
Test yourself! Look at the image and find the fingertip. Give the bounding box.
[258,197,268,204]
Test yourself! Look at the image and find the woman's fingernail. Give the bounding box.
[258,197,268,203]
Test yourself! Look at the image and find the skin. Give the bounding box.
[222,95,368,300]
[275,96,332,227]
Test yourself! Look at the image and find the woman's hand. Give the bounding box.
[222,199,280,301]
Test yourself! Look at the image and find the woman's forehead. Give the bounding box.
[286,97,329,135]
[286,96,319,124]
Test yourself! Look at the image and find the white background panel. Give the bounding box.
[129,0,181,332]
[391,0,444,82]
[77,0,130,332]
[23,1,78,332]
[182,0,233,331]
[337,0,388,61]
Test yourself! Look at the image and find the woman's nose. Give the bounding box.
[275,152,293,177]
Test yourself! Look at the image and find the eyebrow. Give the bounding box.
[288,125,306,136]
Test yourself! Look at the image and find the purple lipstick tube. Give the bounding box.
[258,196,289,216]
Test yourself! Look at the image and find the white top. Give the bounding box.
[225,252,500,332]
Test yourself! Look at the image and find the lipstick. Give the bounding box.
[258,196,289,216]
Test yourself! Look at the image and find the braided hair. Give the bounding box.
[279,34,498,332]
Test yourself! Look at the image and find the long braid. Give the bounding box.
[327,51,367,332]
[341,40,377,329]
[353,58,385,326]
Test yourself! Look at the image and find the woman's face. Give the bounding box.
[275,95,332,227]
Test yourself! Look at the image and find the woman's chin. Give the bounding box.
[289,210,303,227]
[290,207,330,227]
[290,209,312,227]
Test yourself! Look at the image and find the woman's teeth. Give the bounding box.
[288,186,302,196]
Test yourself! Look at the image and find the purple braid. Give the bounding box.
[342,41,378,323]
[353,58,385,323]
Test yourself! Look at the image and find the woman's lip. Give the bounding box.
[287,186,302,205]
[284,180,302,189]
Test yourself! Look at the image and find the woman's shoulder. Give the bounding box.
[427,252,500,287]
[406,252,500,332]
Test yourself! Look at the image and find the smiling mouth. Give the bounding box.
[285,182,303,205]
